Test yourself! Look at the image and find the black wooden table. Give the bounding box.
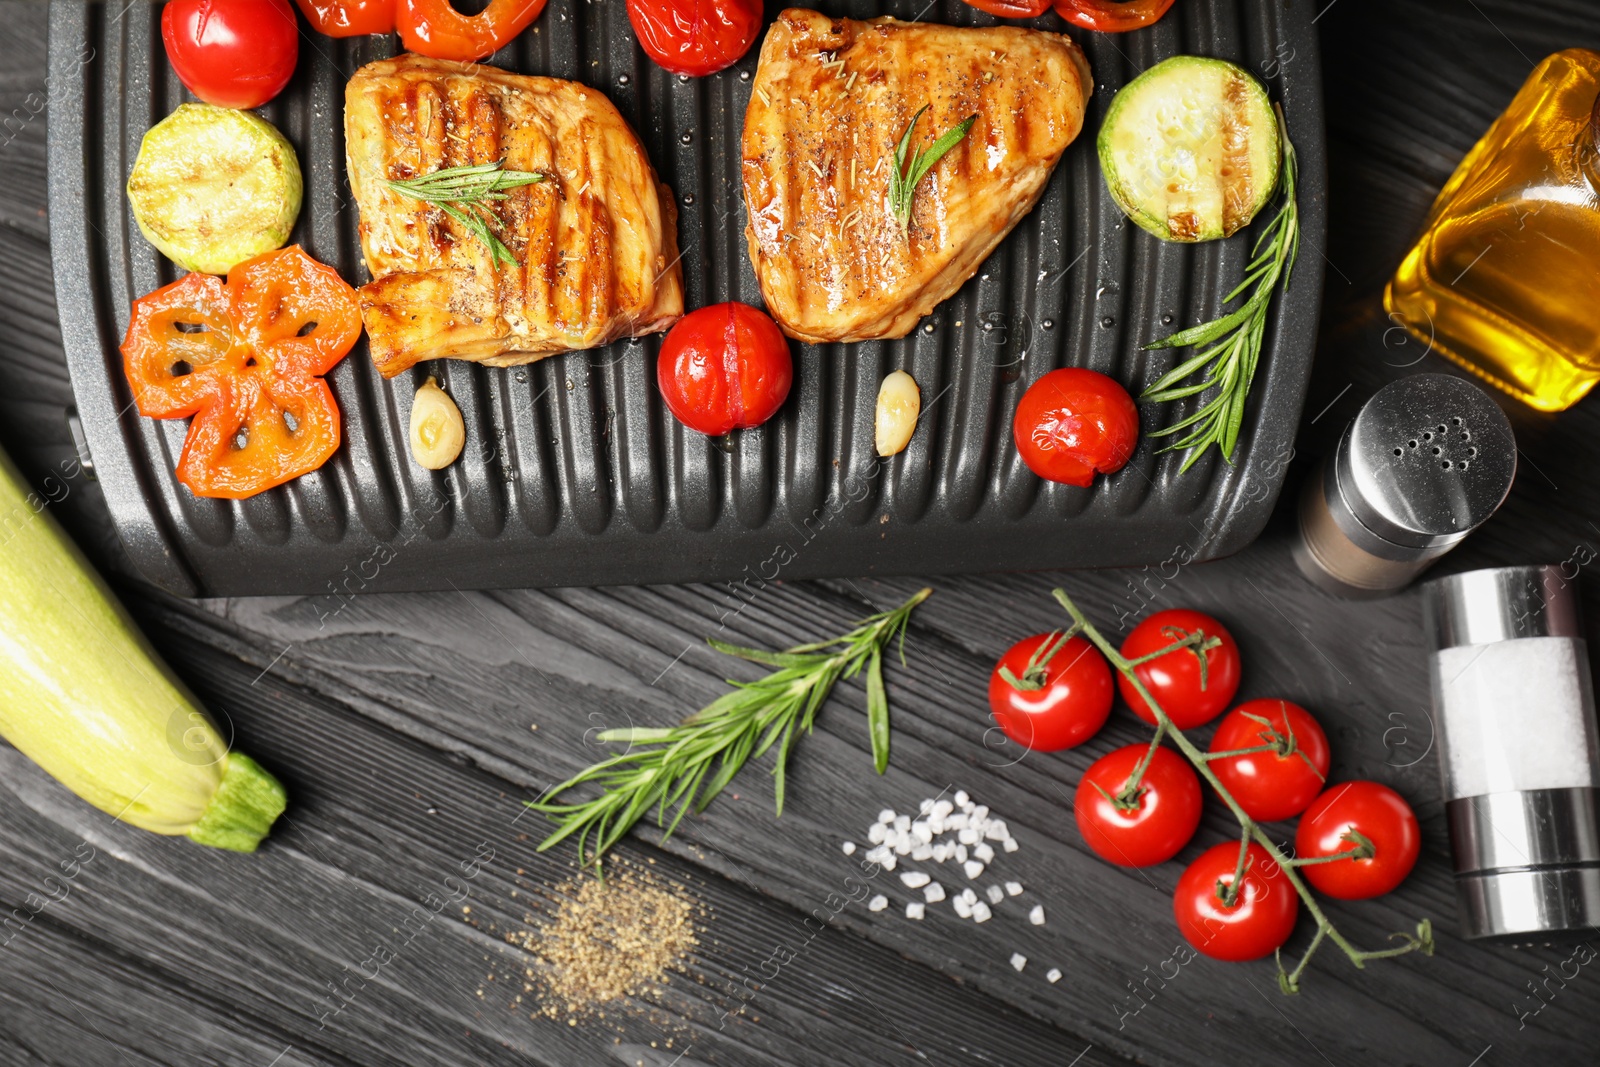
[3,2,1599,1065]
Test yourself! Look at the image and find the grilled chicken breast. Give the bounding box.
[345,56,683,377]
[743,11,1091,343]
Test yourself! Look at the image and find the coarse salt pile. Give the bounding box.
[844,795,1059,947]
[841,791,1061,981]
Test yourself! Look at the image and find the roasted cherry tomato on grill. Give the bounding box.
[658,302,793,436]
[988,632,1113,752]
[626,0,763,77]
[1117,608,1241,728]
[959,0,1054,18]
[121,246,361,499]
[162,0,299,110]
[1208,699,1330,823]
[1294,781,1421,900]
[1054,0,1176,32]
[1075,743,1201,867]
[294,0,396,36]
[1174,842,1298,961]
[1013,368,1138,487]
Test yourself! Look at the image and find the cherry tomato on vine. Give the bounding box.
[1117,608,1241,728]
[1208,699,1330,823]
[1173,842,1298,961]
[1013,368,1139,487]
[1075,743,1201,867]
[960,0,1053,18]
[1294,782,1420,900]
[626,0,763,77]
[1054,0,1176,33]
[988,632,1113,752]
[657,302,793,436]
[162,0,299,110]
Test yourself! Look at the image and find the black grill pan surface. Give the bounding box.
[47,0,1325,596]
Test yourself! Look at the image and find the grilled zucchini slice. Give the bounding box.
[1098,56,1280,243]
[127,103,301,275]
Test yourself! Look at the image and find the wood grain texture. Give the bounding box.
[3,1,1600,1065]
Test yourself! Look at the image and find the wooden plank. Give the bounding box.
[0,615,1130,1067]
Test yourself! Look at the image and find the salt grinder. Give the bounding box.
[1422,566,1600,941]
[1293,374,1516,598]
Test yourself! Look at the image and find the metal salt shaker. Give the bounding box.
[1293,373,1517,598]
[1423,566,1600,941]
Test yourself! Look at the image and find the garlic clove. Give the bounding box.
[409,376,465,469]
[875,370,921,457]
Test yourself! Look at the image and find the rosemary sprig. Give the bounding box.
[385,160,545,269]
[1140,112,1300,472]
[889,106,977,232]
[528,588,932,870]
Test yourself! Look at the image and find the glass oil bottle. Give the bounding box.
[1385,49,1600,412]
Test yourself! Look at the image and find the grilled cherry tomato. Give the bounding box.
[396,0,549,61]
[1054,0,1176,32]
[294,0,395,35]
[1117,608,1241,728]
[626,0,762,77]
[1295,782,1421,900]
[1174,842,1298,961]
[960,0,1054,17]
[1013,368,1138,487]
[1208,699,1330,823]
[1075,743,1201,867]
[121,246,361,499]
[162,0,299,110]
[988,632,1113,752]
[657,303,792,436]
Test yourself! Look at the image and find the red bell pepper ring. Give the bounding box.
[1053,0,1176,32]
[294,0,395,36]
[960,0,1055,17]
[294,0,547,60]
[120,246,362,500]
[397,0,548,61]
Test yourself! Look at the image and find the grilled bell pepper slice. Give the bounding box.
[1054,0,1175,32]
[396,0,549,61]
[121,246,361,500]
[961,0,1054,18]
[294,0,396,35]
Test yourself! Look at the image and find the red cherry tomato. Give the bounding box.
[1075,743,1201,867]
[1174,842,1298,961]
[1013,368,1138,487]
[1294,782,1421,900]
[626,0,762,77]
[1117,608,1241,729]
[960,0,1053,17]
[657,303,792,436]
[988,633,1113,752]
[162,0,299,110]
[1054,0,1176,33]
[1208,699,1330,823]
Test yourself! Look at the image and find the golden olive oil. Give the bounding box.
[1386,49,1600,412]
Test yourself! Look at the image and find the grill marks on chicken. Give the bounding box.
[742,11,1091,343]
[345,56,683,378]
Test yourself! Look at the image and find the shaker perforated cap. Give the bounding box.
[1332,374,1516,551]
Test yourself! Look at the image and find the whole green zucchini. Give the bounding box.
[0,449,285,851]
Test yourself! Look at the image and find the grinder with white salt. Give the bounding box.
[1423,565,1600,941]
